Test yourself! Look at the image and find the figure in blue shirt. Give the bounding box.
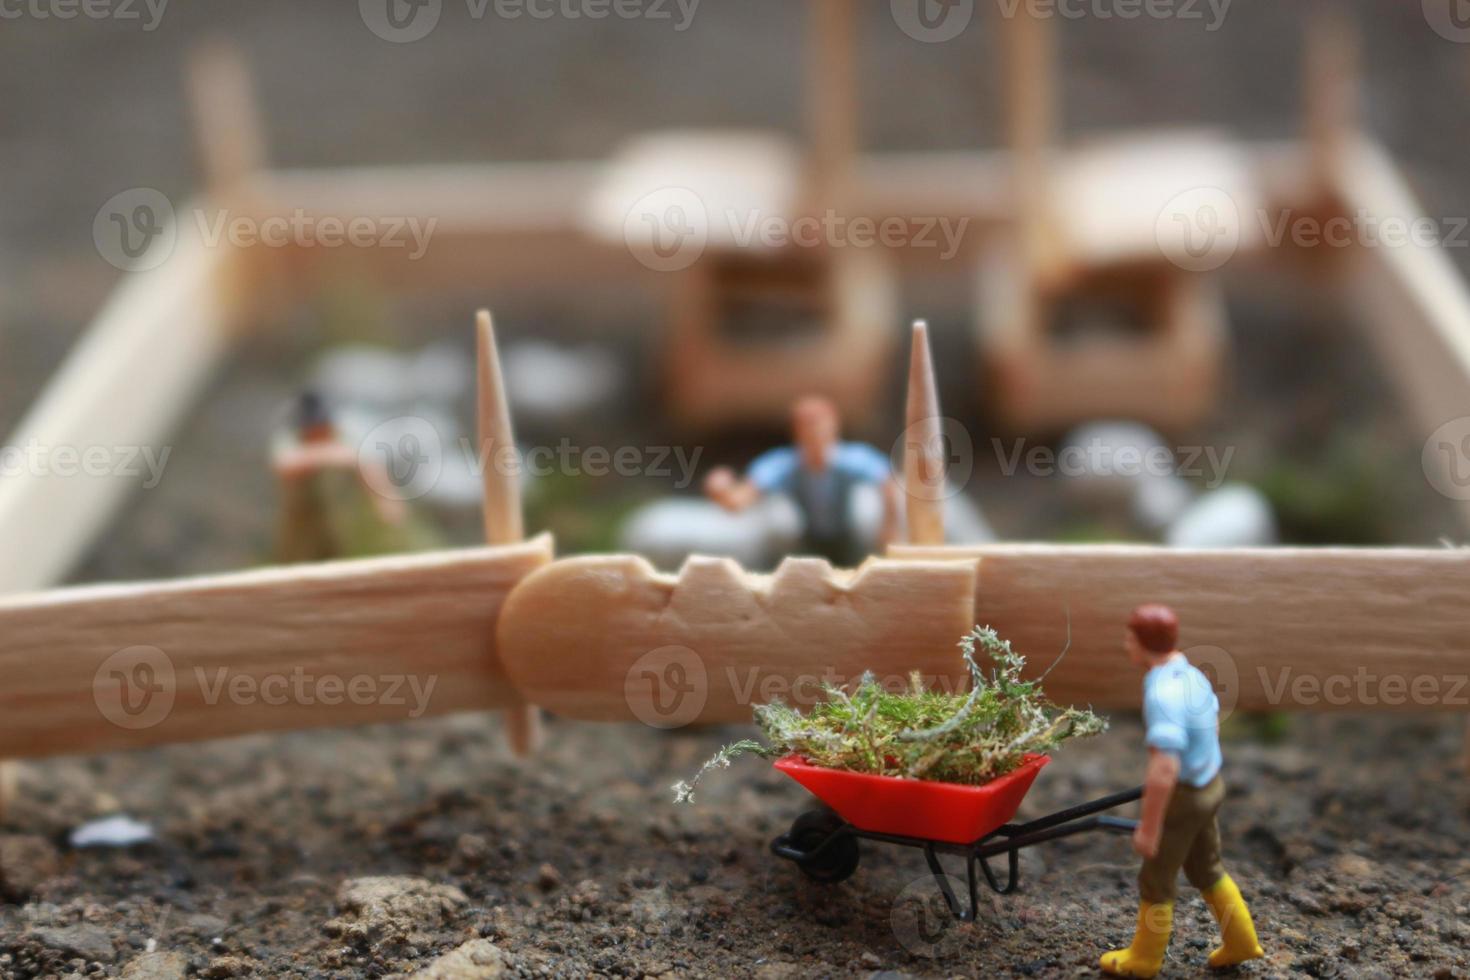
[703,396,899,566]
[1100,604,1263,978]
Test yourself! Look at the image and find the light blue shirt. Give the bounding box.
[1143,655,1222,788]
[746,443,891,540]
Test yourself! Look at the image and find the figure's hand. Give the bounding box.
[704,467,739,509]
[1132,824,1160,860]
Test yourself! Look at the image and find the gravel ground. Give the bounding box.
[1,713,1467,978]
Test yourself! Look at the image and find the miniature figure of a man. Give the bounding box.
[272,391,440,563]
[1101,603,1263,978]
[704,396,899,567]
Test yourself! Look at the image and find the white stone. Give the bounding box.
[1164,483,1278,548]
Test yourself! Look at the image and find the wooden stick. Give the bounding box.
[0,540,552,760]
[0,204,240,593]
[903,320,946,545]
[476,311,542,755]
[1304,10,1358,201]
[807,0,858,212]
[0,761,14,822]
[890,543,1470,713]
[477,311,525,545]
[186,40,267,196]
[1004,2,1059,281]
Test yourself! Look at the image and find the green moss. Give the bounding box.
[1254,435,1404,545]
[673,626,1106,803]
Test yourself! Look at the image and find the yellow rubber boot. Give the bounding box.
[1202,875,1264,969]
[1099,901,1173,978]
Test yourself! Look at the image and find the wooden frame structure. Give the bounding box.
[5,11,1470,794]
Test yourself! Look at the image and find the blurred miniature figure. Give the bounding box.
[1100,604,1263,978]
[272,391,441,563]
[703,396,898,566]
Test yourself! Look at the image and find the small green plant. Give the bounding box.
[673,625,1106,804]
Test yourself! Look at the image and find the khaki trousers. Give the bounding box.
[1138,775,1227,903]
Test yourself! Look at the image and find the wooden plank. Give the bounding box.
[0,538,552,759]
[890,544,1470,713]
[1333,138,1470,531]
[0,204,240,593]
[498,554,981,725]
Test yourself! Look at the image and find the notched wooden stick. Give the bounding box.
[498,553,981,724]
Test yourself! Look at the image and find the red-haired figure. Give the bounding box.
[1100,604,1263,978]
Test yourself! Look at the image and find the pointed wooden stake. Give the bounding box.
[477,310,542,756]
[903,320,946,546]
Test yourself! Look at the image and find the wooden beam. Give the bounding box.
[1333,139,1470,531]
[0,205,241,593]
[903,320,946,544]
[890,544,1470,713]
[476,311,541,755]
[0,539,552,760]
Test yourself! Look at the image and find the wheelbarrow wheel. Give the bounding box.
[789,808,859,884]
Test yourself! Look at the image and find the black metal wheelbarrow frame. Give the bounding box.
[770,785,1143,921]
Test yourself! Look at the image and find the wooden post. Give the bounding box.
[477,310,543,756]
[903,320,946,545]
[1003,2,1059,283]
[1304,11,1358,203]
[0,761,13,822]
[807,0,857,213]
[186,40,267,197]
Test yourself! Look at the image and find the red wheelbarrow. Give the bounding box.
[769,754,1142,921]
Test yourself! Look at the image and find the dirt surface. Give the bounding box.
[1,713,1467,978]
